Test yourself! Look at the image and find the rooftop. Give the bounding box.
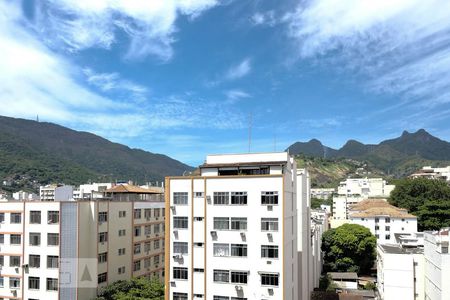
[105,184,162,194]
[349,199,416,219]
[378,244,423,255]
[328,272,358,280]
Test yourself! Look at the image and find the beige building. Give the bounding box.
[0,184,165,300]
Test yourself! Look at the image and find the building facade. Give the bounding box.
[39,185,73,201]
[165,152,298,300]
[0,187,165,300]
[424,229,450,300]
[410,166,450,182]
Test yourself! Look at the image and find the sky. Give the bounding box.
[1,0,450,166]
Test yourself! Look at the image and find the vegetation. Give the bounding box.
[389,178,450,230]
[95,277,164,300]
[318,274,339,292]
[311,196,333,210]
[363,282,377,290]
[0,116,192,192]
[322,224,376,274]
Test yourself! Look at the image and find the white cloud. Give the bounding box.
[0,1,243,144]
[286,0,450,110]
[32,0,220,61]
[225,89,251,103]
[225,58,252,80]
[251,11,276,27]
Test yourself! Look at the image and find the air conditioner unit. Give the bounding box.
[206,196,211,201]
[48,220,53,224]
[267,205,273,211]
[210,230,217,236]
[11,289,17,296]
[267,261,272,264]
[173,254,183,259]
[240,232,246,238]
[268,288,274,295]
[22,264,29,268]
[170,206,175,210]
[235,285,243,291]
[267,233,273,239]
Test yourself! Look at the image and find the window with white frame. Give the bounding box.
[118,229,126,236]
[29,255,40,268]
[134,244,141,254]
[231,271,248,284]
[46,278,58,291]
[213,243,230,257]
[174,217,188,229]
[260,273,279,286]
[29,277,40,290]
[48,233,59,246]
[10,277,20,289]
[214,217,229,230]
[174,192,188,205]
[173,293,188,300]
[261,218,278,231]
[98,252,107,263]
[48,211,59,224]
[0,212,4,223]
[261,191,278,205]
[231,217,247,230]
[10,213,21,224]
[173,267,188,280]
[134,209,141,219]
[231,244,247,257]
[47,256,58,269]
[261,245,278,258]
[30,211,41,224]
[213,192,229,205]
[10,234,21,245]
[98,272,107,284]
[133,260,141,272]
[213,270,229,283]
[29,232,41,246]
[10,256,20,267]
[173,242,188,254]
[98,212,107,223]
[99,232,108,242]
[231,192,247,205]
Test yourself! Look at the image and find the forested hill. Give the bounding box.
[288,129,450,177]
[0,116,193,191]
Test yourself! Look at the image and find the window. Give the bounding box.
[174,192,188,205]
[98,252,107,263]
[99,232,108,243]
[174,242,188,254]
[261,245,278,258]
[385,234,391,240]
[213,243,229,257]
[119,211,126,218]
[118,229,126,236]
[134,244,141,254]
[118,248,126,255]
[214,217,229,230]
[375,234,379,239]
[0,276,3,288]
[29,232,41,246]
[154,240,160,249]
[29,255,40,268]
[98,212,108,223]
[173,293,188,300]
[0,255,3,266]
[385,217,390,223]
[195,192,204,198]
[134,209,141,219]
[375,225,379,230]
[10,213,21,224]
[174,217,188,229]
[385,226,390,231]
[48,211,59,224]
[48,233,59,246]
[10,234,21,245]
[133,260,141,272]
[144,209,151,219]
[261,273,279,286]
[231,244,247,257]
[213,296,229,300]
[231,271,248,284]
[98,272,107,284]
[231,192,247,205]
[154,255,160,265]
[261,218,278,231]
[213,192,229,205]
[231,217,247,230]
[194,268,204,273]
[144,258,151,268]
[30,211,41,224]
[213,270,229,283]
[145,225,151,235]
[375,217,379,223]
[154,208,160,218]
[47,256,58,269]
[145,242,151,252]
[46,278,58,291]
[29,277,40,290]
[10,256,20,267]
[118,266,125,274]
[154,224,161,233]
[10,277,20,289]
[173,267,188,280]
[0,234,3,244]
[261,191,278,205]
[0,212,4,223]
[134,226,141,237]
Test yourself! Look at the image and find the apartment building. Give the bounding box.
[331,178,395,228]
[310,188,335,200]
[424,229,450,300]
[349,199,417,244]
[377,244,424,300]
[39,185,73,201]
[0,184,165,300]
[410,166,450,182]
[165,152,299,300]
[72,182,112,200]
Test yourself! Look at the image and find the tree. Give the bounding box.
[96,277,164,300]
[389,178,450,230]
[321,224,376,274]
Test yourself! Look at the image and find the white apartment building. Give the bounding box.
[349,199,417,244]
[310,209,328,290]
[310,188,335,200]
[331,178,395,228]
[72,182,112,200]
[12,191,39,201]
[377,244,424,300]
[0,185,165,300]
[410,166,450,182]
[39,185,73,201]
[424,229,450,300]
[165,152,299,300]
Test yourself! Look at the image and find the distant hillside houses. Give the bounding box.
[410,166,450,182]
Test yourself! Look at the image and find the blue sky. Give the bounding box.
[1,0,450,166]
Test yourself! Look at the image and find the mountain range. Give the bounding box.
[0,116,193,191]
[287,129,450,177]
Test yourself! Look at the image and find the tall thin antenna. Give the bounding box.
[248,113,252,153]
[36,115,39,122]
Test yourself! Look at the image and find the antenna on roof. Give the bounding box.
[248,112,252,153]
[36,115,39,122]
